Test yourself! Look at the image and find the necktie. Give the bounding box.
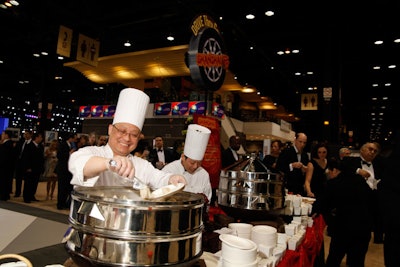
[158,149,163,152]
[362,160,371,167]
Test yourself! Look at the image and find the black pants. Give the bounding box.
[57,174,72,209]
[326,231,371,267]
[23,171,40,202]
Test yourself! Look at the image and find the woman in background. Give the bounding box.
[43,139,58,200]
[262,139,283,172]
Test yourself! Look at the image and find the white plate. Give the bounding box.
[219,234,256,250]
[148,183,185,199]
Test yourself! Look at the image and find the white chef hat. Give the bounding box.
[184,124,211,160]
[112,88,150,130]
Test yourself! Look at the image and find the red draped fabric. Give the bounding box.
[277,215,326,267]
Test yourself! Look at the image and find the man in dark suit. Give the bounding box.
[22,132,45,203]
[55,132,77,209]
[321,157,374,266]
[14,130,32,197]
[276,132,309,195]
[148,136,176,169]
[221,135,242,169]
[341,141,384,244]
[0,130,16,201]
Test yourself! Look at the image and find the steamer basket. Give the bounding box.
[65,186,204,267]
[218,153,286,221]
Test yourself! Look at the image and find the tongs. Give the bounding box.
[120,176,153,199]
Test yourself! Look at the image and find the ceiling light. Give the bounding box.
[265,11,274,16]
[167,34,174,41]
[246,13,255,20]
[242,86,255,93]
[374,40,383,45]
[124,40,131,47]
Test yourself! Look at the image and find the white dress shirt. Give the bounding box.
[162,159,212,201]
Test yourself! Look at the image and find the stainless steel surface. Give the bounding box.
[65,186,204,266]
[218,153,285,212]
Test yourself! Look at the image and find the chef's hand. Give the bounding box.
[168,174,187,185]
[107,155,135,178]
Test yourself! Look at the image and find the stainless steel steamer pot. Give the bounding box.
[64,186,204,267]
[218,170,284,210]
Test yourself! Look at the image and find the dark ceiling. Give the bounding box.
[0,0,399,144]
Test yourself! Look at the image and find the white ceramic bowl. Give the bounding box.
[251,225,277,247]
[219,234,258,264]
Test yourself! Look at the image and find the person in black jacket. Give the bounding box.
[22,132,45,203]
[221,135,242,169]
[148,136,176,169]
[0,130,16,201]
[341,141,384,244]
[275,132,309,195]
[13,130,32,197]
[320,157,374,267]
[55,132,77,209]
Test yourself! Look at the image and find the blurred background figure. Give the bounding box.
[148,135,176,169]
[97,135,108,146]
[221,135,242,169]
[276,132,309,195]
[77,135,89,149]
[55,132,77,210]
[14,130,32,198]
[88,131,97,146]
[43,139,58,200]
[338,147,351,160]
[304,142,329,199]
[262,139,283,172]
[0,130,16,201]
[132,139,150,160]
[22,132,45,203]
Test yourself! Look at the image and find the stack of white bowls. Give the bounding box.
[228,223,253,239]
[251,225,278,246]
[219,234,258,267]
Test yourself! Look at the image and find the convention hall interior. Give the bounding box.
[0,1,397,267]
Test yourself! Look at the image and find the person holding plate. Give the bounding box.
[162,124,212,202]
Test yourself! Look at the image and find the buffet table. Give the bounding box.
[206,206,326,267]
[276,215,325,267]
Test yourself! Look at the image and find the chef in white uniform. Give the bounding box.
[162,124,212,201]
[69,88,186,188]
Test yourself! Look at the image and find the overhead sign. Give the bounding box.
[187,14,229,91]
[301,93,318,110]
[56,25,73,57]
[76,33,100,67]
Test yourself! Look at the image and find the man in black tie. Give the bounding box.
[341,141,384,244]
[148,136,176,169]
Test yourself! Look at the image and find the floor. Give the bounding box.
[0,181,385,267]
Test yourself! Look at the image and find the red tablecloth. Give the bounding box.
[277,215,326,267]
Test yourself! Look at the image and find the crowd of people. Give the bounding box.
[0,88,397,266]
